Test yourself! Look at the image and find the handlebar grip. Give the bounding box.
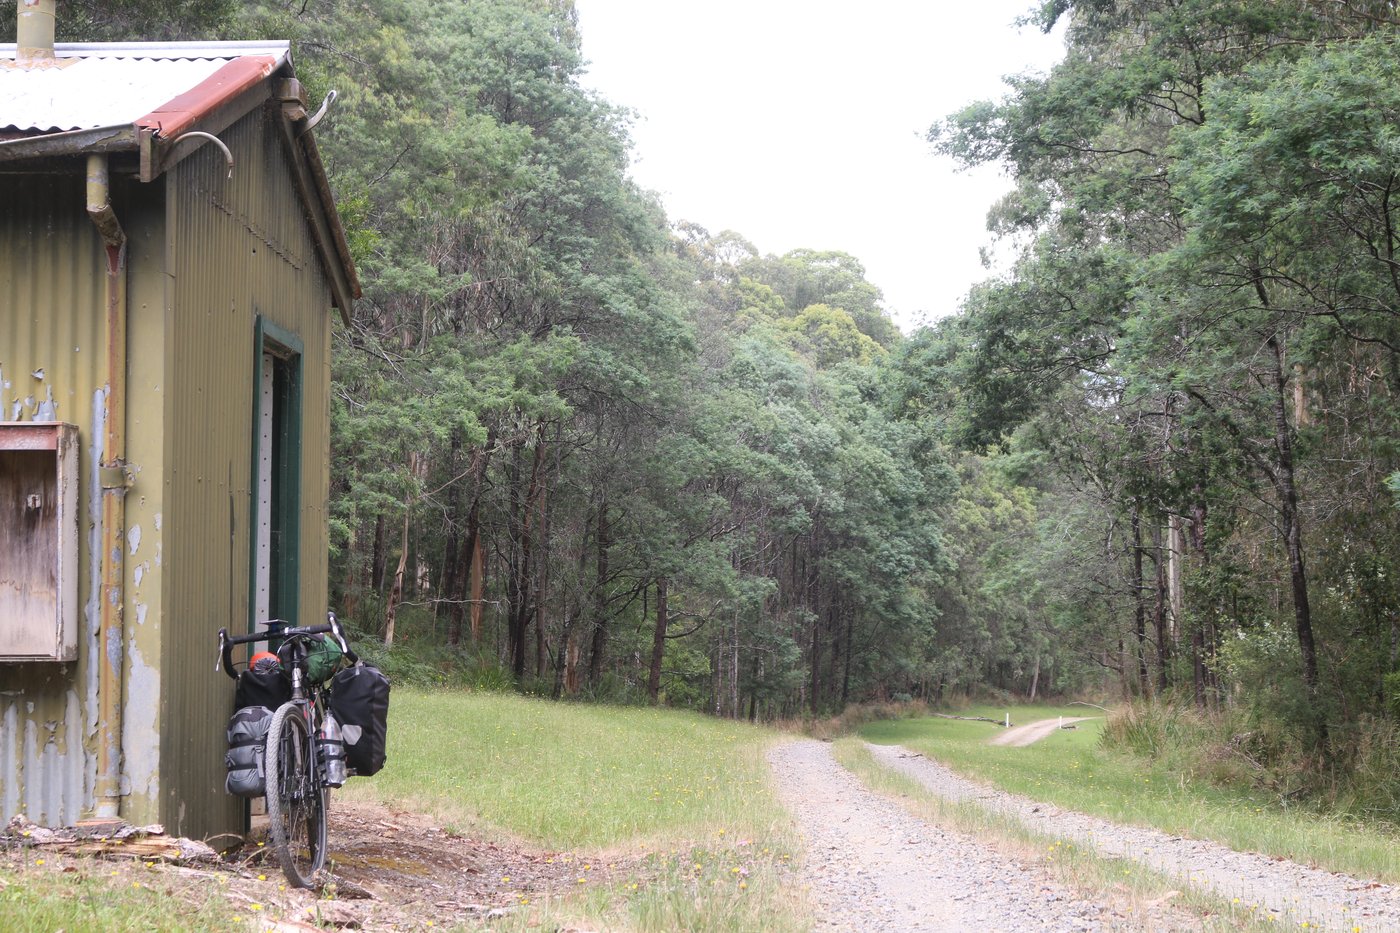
[327,612,359,665]
[218,628,238,680]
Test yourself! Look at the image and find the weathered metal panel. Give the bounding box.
[0,173,107,826]
[0,57,230,132]
[162,103,333,841]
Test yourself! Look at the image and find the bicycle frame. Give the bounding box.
[217,612,357,888]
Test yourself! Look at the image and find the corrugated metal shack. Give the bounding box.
[0,19,359,842]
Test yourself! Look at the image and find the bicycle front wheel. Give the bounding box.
[265,702,328,888]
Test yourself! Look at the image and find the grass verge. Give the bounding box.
[833,738,1282,932]
[861,704,1400,885]
[0,850,240,933]
[340,689,807,931]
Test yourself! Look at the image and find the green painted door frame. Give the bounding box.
[248,315,304,632]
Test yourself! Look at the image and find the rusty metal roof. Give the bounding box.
[0,40,358,312]
[0,42,290,133]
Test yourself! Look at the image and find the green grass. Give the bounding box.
[0,855,240,933]
[340,689,807,931]
[860,704,1400,885]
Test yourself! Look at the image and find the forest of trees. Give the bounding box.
[21,1,1400,766]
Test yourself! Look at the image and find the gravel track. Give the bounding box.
[991,716,1094,747]
[866,739,1400,932]
[769,740,1118,932]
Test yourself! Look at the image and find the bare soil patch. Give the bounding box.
[3,798,630,931]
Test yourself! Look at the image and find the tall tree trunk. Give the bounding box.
[1153,524,1170,692]
[588,499,610,686]
[371,513,388,592]
[342,520,359,618]
[840,612,852,707]
[469,535,484,642]
[1168,513,1184,647]
[1028,652,1041,702]
[1132,502,1149,696]
[1268,333,1323,729]
[383,503,410,647]
[647,577,668,704]
[452,426,496,646]
[808,596,822,714]
[1189,499,1209,709]
[508,439,547,680]
[730,613,740,716]
[441,433,464,643]
[535,451,553,678]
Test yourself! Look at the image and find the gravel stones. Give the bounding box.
[769,740,1108,932]
[867,740,1400,932]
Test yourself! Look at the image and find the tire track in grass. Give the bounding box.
[867,742,1400,932]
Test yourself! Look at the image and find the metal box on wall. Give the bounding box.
[0,422,79,661]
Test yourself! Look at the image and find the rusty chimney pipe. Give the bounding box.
[16,0,57,68]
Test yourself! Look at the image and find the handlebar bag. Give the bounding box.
[304,634,345,684]
[234,667,290,711]
[225,705,274,797]
[329,663,390,776]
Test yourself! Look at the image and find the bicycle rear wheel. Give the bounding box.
[265,702,327,888]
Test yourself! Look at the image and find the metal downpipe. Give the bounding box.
[87,153,128,819]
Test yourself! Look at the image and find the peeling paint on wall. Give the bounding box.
[1,702,18,820]
[36,386,56,421]
[123,643,159,804]
[126,524,141,556]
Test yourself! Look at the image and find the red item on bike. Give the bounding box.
[250,651,281,672]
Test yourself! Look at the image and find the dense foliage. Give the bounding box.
[57,0,1400,789]
[204,0,957,716]
[928,0,1400,780]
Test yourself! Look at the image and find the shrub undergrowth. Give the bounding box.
[1102,701,1400,826]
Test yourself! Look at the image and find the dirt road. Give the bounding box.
[865,741,1400,931]
[769,740,1118,931]
[767,731,1400,932]
[989,716,1093,747]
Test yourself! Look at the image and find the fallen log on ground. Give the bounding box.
[3,814,219,864]
[932,713,1010,726]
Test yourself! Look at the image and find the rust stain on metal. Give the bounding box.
[135,57,277,140]
[0,423,59,450]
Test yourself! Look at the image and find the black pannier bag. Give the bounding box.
[330,663,390,776]
[235,666,290,711]
[226,705,274,796]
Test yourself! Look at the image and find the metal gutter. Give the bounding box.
[1,40,291,60]
[86,152,130,819]
[0,124,134,161]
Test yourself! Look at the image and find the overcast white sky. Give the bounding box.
[573,1,1065,332]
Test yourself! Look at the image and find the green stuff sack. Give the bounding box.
[302,634,344,684]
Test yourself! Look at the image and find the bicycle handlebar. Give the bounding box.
[217,612,358,679]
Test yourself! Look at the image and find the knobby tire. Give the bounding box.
[265,702,327,888]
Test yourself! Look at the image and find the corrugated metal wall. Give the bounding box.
[0,170,158,827]
[163,104,333,842]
